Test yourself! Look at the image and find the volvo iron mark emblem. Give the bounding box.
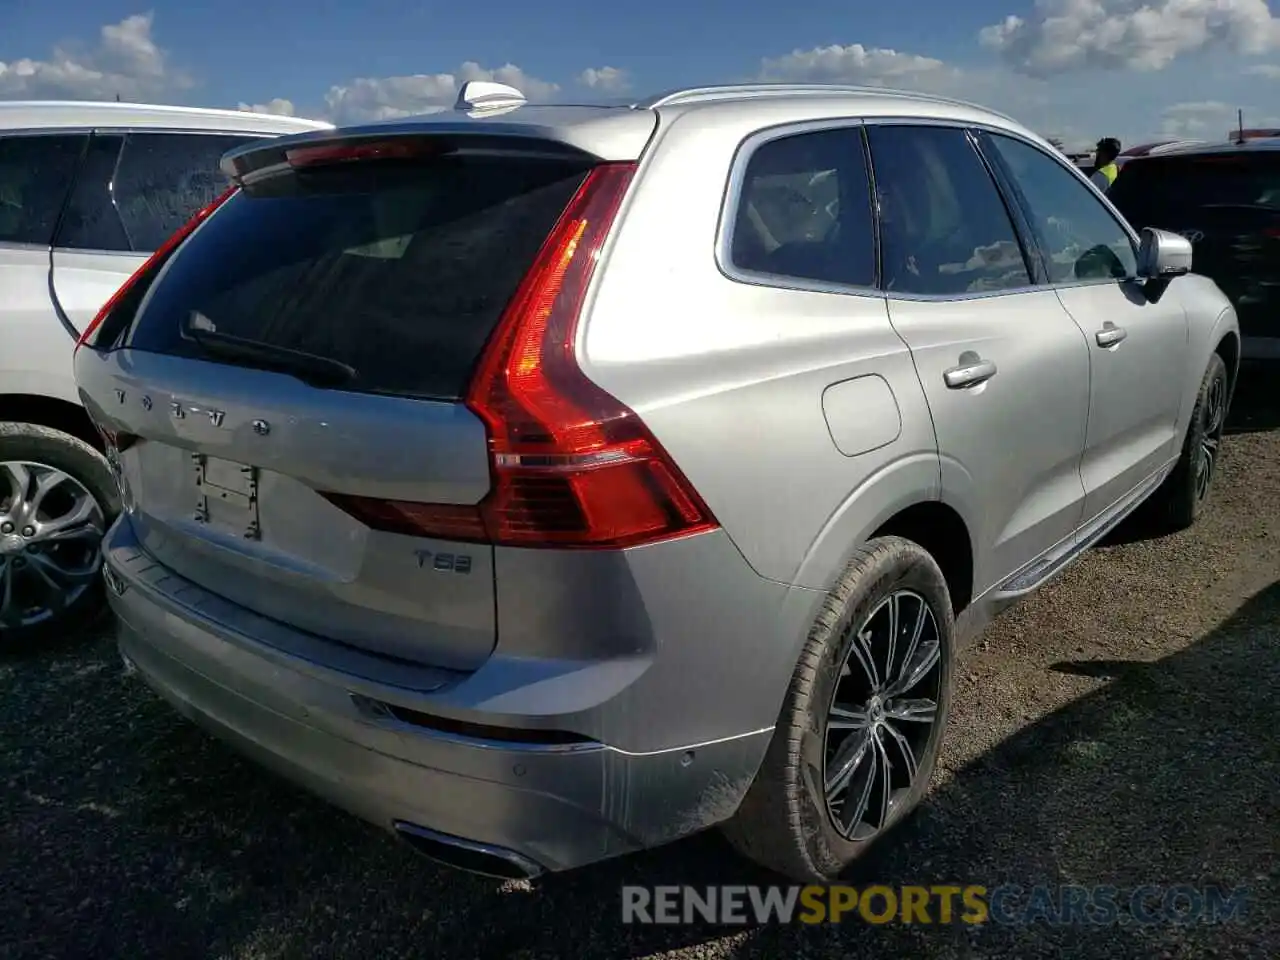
[141,395,153,411]
[252,419,270,436]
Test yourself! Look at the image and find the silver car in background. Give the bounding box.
[0,101,329,647]
[75,81,1238,882]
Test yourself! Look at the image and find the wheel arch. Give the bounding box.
[0,394,102,452]
[1214,328,1240,400]
[868,501,974,615]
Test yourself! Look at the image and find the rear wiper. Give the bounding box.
[185,328,356,388]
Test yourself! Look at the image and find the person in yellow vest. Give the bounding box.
[1090,137,1122,192]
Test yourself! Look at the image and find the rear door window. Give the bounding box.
[54,134,130,252]
[0,134,87,246]
[125,152,594,400]
[728,127,876,288]
[112,133,259,251]
[865,125,1033,296]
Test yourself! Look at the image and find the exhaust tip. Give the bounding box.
[393,821,545,881]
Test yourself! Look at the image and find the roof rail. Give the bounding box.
[633,83,1013,119]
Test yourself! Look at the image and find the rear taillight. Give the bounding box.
[75,186,238,352]
[325,162,719,550]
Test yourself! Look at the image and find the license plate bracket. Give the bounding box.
[191,453,261,540]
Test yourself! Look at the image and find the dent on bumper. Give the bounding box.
[104,520,786,873]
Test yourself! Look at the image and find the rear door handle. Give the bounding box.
[943,357,998,389]
[1095,323,1128,347]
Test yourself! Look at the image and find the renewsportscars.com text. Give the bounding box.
[621,883,1250,926]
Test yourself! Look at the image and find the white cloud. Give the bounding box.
[323,62,559,124]
[237,97,296,116]
[1158,99,1280,137]
[981,0,1280,76]
[0,13,189,101]
[577,66,630,93]
[1245,63,1280,78]
[753,41,1057,129]
[758,43,961,89]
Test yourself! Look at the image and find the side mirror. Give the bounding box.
[1137,227,1193,279]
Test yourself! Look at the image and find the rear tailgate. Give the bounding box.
[75,118,654,671]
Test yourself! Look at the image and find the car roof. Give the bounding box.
[1123,136,1280,161]
[0,100,332,135]
[225,81,1044,172]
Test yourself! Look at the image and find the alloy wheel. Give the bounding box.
[0,461,106,629]
[1195,372,1228,504]
[823,589,943,840]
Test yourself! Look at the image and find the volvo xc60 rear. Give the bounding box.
[74,80,1236,882]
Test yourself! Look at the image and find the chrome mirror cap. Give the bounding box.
[1138,227,1193,278]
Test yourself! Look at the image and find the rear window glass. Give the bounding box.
[0,134,86,246]
[1110,154,1280,226]
[125,155,591,400]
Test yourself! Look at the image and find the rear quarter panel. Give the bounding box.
[0,245,79,405]
[577,106,942,591]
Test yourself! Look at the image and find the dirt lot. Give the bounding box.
[2,367,1277,960]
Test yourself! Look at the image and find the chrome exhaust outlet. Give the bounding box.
[102,563,128,597]
[393,822,545,881]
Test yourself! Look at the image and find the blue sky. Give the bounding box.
[4,1,1280,150]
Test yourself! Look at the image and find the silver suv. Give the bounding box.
[0,101,329,646]
[74,82,1239,882]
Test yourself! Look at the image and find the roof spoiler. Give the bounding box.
[220,126,597,185]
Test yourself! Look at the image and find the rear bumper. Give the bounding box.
[103,518,806,873]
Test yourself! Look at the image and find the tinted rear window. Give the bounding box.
[1110,154,1280,225]
[126,154,591,399]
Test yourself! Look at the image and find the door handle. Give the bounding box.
[943,357,998,389]
[1095,323,1128,347]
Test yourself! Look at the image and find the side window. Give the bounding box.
[0,134,87,246]
[112,133,257,252]
[865,125,1032,296]
[728,127,875,288]
[55,134,130,252]
[984,133,1138,283]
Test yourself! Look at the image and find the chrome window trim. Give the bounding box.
[88,127,276,139]
[0,240,54,254]
[0,127,94,138]
[715,116,884,301]
[715,115,1084,304]
[0,126,277,139]
[50,246,147,259]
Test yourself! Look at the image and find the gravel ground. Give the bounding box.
[2,367,1277,960]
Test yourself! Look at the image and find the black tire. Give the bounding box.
[0,421,120,651]
[1145,353,1230,534]
[723,536,955,881]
